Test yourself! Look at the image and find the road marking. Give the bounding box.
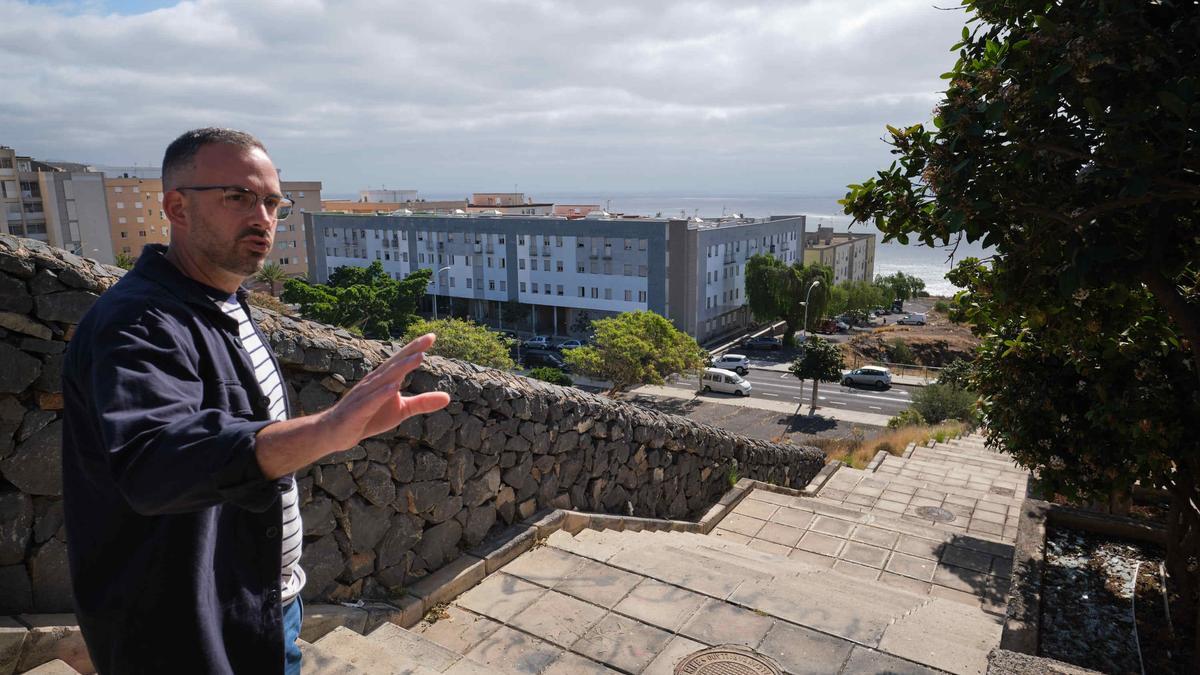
[779,373,791,379]
[869,405,882,410]
[840,392,912,403]
[829,401,846,406]
[792,396,803,401]
[763,392,779,397]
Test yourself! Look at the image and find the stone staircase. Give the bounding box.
[10,434,1029,674]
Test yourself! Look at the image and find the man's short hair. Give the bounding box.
[161,128,267,191]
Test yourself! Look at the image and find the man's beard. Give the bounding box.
[191,209,270,279]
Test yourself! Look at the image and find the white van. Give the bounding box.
[700,368,752,397]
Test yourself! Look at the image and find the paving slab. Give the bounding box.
[572,612,672,674]
[412,606,502,655]
[878,596,1002,675]
[756,620,855,675]
[508,590,608,648]
[612,578,708,633]
[641,635,708,675]
[463,624,562,674]
[553,558,643,608]
[540,651,621,675]
[678,598,776,648]
[365,622,463,672]
[842,646,943,675]
[455,573,546,623]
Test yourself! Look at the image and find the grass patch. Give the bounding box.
[809,421,969,469]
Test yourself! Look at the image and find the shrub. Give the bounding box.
[911,383,978,424]
[874,441,896,455]
[527,367,572,387]
[937,359,975,389]
[933,300,950,313]
[887,408,926,429]
[248,291,293,315]
[887,338,916,364]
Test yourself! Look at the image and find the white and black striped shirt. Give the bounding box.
[220,296,305,606]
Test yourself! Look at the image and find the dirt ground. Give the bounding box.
[843,301,981,367]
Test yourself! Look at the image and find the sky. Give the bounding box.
[1,0,968,196]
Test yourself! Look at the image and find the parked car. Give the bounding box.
[522,335,552,349]
[554,339,585,352]
[841,366,892,390]
[896,313,927,326]
[700,368,752,396]
[742,336,783,351]
[523,351,570,371]
[711,353,750,375]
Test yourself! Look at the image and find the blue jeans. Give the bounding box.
[283,596,303,675]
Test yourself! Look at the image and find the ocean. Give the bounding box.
[536,191,990,297]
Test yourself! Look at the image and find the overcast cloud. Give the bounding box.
[0,0,966,195]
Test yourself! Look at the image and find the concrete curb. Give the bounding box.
[801,461,843,496]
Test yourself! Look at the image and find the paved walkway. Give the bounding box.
[294,434,1028,674]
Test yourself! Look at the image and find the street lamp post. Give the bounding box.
[801,279,822,342]
[432,266,451,320]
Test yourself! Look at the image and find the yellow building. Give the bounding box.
[105,176,170,260]
[803,226,876,284]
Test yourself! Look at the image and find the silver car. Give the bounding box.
[712,353,750,375]
[842,366,892,390]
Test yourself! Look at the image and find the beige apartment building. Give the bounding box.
[321,199,468,215]
[276,181,322,278]
[106,176,170,260]
[2,146,115,262]
[803,226,876,285]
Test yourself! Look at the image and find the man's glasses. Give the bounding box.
[175,185,294,220]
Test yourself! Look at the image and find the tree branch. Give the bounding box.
[1140,267,1200,389]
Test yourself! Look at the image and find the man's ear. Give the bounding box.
[163,190,189,231]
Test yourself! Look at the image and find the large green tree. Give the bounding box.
[745,255,832,345]
[875,272,926,303]
[840,0,1200,645]
[563,311,707,396]
[788,336,846,411]
[827,280,888,321]
[282,262,430,339]
[403,317,514,369]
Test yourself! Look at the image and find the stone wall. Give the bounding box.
[0,235,824,613]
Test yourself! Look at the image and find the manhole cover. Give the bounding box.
[675,645,782,675]
[989,487,1015,497]
[914,505,957,523]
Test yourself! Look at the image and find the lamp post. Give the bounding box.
[432,266,451,320]
[801,279,822,342]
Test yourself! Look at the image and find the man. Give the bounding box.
[62,128,450,674]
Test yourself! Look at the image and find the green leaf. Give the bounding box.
[1158,91,1187,117]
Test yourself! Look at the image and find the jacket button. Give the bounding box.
[267,589,280,604]
[258,395,271,409]
[266,526,279,539]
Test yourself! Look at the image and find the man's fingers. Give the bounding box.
[357,334,437,391]
[396,391,451,418]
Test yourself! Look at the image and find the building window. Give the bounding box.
[499,281,506,291]
[638,239,647,251]
[134,202,143,209]
[543,259,552,272]
[136,217,145,224]
[520,282,527,293]
[402,252,409,262]
[138,230,146,237]
[604,288,612,300]
[531,282,539,293]
[119,231,127,238]
[577,264,585,273]
[556,284,563,296]
[639,290,647,302]
[519,259,526,270]
[624,290,632,301]
[624,238,632,250]
[116,202,125,209]
[578,286,585,297]
[591,287,598,299]
[638,265,648,277]
[466,278,472,288]
[623,264,632,276]
[113,186,123,193]
[449,277,456,287]
[555,236,563,247]
[419,253,425,263]
[488,280,495,290]
[518,235,525,245]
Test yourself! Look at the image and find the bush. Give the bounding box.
[527,367,572,386]
[937,359,975,389]
[933,300,950,313]
[247,291,293,315]
[887,338,916,364]
[874,441,896,455]
[911,383,977,424]
[887,408,926,429]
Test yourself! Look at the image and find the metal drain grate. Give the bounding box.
[675,645,783,675]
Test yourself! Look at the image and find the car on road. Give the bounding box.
[700,368,752,396]
[522,335,552,349]
[742,336,783,350]
[841,366,892,390]
[554,339,585,352]
[523,351,570,371]
[896,313,927,326]
[711,353,750,375]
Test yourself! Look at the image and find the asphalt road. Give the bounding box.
[672,369,915,417]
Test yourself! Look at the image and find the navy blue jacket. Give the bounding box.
[62,245,294,675]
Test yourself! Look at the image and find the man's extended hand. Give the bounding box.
[255,333,451,479]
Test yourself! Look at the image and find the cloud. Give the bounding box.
[0,0,967,194]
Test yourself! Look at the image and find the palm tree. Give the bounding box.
[255,261,287,296]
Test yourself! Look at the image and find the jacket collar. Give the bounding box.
[134,244,249,317]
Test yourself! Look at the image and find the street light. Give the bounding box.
[432,266,451,320]
[801,279,822,342]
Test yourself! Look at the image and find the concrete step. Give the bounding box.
[20,661,82,675]
[298,638,374,675]
[544,528,1001,674]
[313,624,469,675]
